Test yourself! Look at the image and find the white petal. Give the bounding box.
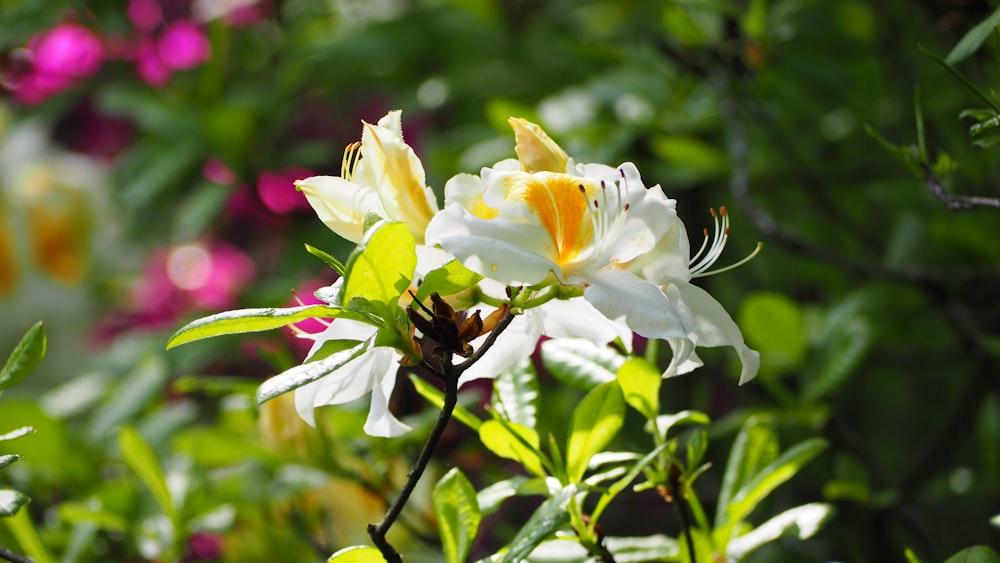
[426,203,559,285]
[533,297,632,351]
[667,282,760,385]
[363,356,411,437]
[460,315,541,383]
[357,114,437,242]
[296,175,384,244]
[661,338,703,378]
[581,267,688,341]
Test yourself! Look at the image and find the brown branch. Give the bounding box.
[923,165,1000,211]
[0,546,32,563]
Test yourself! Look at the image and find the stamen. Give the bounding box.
[688,206,762,277]
[341,141,362,181]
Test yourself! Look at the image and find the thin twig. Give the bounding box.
[0,546,32,563]
[923,165,1000,211]
[367,308,516,561]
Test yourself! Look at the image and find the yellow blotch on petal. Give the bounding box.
[509,117,569,173]
[509,173,594,265]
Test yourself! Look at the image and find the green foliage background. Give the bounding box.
[1,0,999,561]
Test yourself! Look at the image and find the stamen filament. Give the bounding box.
[692,242,764,277]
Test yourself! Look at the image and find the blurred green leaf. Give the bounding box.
[738,292,807,375]
[0,427,34,442]
[493,358,538,430]
[943,546,1000,563]
[56,500,129,533]
[540,339,623,391]
[87,355,169,444]
[0,321,45,395]
[327,546,386,562]
[566,381,625,484]
[0,489,28,517]
[255,336,374,404]
[166,304,349,349]
[590,443,670,525]
[408,374,483,431]
[415,259,484,301]
[0,455,20,470]
[617,357,661,420]
[118,426,176,523]
[946,6,1000,65]
[2,507,54,563]
[433,468,481,563]
[479,420,546,477]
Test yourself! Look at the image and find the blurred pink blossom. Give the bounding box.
[135,38,172,87]
[157,20,211,70]
[128,0,163,33]
[203,158,238,185]
[11,22,105,105]
[186,531,223,561]
[285,275,337,360]
[256,167,313,215]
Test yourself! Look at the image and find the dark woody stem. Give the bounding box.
[0,546,32,563]
[368,308,516,562]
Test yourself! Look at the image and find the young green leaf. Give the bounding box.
[415,259,484,301]
[255,337,374,404]
[433,468,481,563]
[499,484,578,563]
[0,321,46,395]
[479,420,546,477]
[341,221,416,318]
[327,546,386,562]
[726,502,834,559]
[617,357,661,420]
[166,304,347,349]
[721,438,828,543]
[540,339,624,391]
[589,443,670,525]
[566,381,625,484]
[118,426,176,523]
[304,243,346,276]
[715,417,779,529]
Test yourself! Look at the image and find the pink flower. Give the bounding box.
[157,20,211,70]
[136,38,172,87]
[256,167,314,215]
[128,0,162,33]
[33,22,105,79]
[203,158,237,185]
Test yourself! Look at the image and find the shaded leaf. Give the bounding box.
[493,358,538,429]
[118,426,176,523]
[541,339,623,391]
[727,503,835,559]
[433,468,481,563]
[500,485,578,563]
[0,490,26,517]
[945,6,1000,65]
[943,546,1000,563]
[0,455,20,470]
[716,416,780,528]
[415,259,484,301]
[0,321,46,394]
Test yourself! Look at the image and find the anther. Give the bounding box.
[623,203,630,211]
[709,208,717,217]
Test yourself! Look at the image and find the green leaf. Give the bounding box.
[341,221,416,318]
[992,513,1000,529]
[307,339,363,364]
[87,354,169,443]
[721,438,828,543]
[920,45,1000,113]
[738,292,807,375]
[499,485,578,563]
[0,321,46,395]
[650,410,711,438]
[56,500,129,533]
[166,305,348,349]
[118,426,176,523]
[0,455,20,470]
[408,374,483,431]
[3,505,55,563]
[943,546,1000,563]
[476,476,542,517]
[617,357,661,420]
[726,503,834,559]
[304,243,346,276]
[415,259,484,301]
[493,358,538,429]
[540,339,624,391]
[716,417,779,528]
[433,468,481,563]
[566,381,625,484]
[327,546,386,562]
[590,443,670,524]
[0,427,35,442]
[479,420,546,477]
[0,489,29,517]
[906,548,924,563]
[946,5,1000,65]
[255,337,375,404]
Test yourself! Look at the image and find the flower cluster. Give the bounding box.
[287,111,759,436]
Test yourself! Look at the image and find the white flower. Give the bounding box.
[425,118,759,384]
[295,110,438,244]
